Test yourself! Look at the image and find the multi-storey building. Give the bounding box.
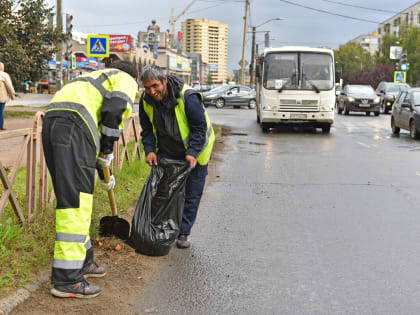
[181,18,228,83]
[349,33,379,56]
[378,1,420,47]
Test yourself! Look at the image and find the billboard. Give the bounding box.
[209,64,218,73]
[109,35,132,53]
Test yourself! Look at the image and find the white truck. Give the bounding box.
[255,46,336,133]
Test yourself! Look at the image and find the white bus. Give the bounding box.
[255,46,336,133]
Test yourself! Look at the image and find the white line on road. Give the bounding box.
[357,141,371,148]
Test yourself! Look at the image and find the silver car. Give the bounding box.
[203,85,256,109]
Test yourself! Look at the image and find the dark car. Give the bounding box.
[337,84,380,116]
[391,88,420,139]
[376,82,410,114]
[203,85,256,109]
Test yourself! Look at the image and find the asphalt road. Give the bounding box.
[134,107,420,315]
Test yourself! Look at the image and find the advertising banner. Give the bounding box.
[109,35,132,53]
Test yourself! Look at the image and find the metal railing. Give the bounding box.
[0,111,143,225]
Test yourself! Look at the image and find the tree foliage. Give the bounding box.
[0,0,63,87]
[334,42,375,75]
[400,27,420,85]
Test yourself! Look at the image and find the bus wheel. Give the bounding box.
[261,123,270,133]
[322,125,331,133]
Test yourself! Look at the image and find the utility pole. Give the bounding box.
[250,26,256,85]
[240,0,249,85]
[56,0,63,91]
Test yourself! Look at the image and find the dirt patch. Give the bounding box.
[9,126,229,315]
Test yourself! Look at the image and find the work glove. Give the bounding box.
[97,153,114,167]
[100,174,115,191]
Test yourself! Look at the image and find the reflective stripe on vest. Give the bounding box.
[143,84,214,165]
[47,102,101,154]
[56,233,86,243]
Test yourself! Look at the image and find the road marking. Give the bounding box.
[357,141,371,148]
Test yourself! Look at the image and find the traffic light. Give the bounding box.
[65,14,73,60]
[395,62,400,71]
[400,53,408,71]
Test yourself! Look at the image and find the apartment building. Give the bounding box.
[181,18,228,83]
[378,1,420,46]
[349,33,379,56]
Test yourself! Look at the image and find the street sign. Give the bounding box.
[390,46,402,60]
[71,55,76,69]
[394,71,406,83]
[87,35,109,58]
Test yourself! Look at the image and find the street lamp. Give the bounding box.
[248,17,284,85]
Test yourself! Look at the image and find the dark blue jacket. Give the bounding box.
[139,76,207,159]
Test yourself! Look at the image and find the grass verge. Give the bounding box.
[0,141,150,297]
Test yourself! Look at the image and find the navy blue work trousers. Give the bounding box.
[180,163,208,236]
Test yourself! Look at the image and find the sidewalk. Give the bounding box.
[7,93,53,108]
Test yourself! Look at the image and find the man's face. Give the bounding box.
[142,77,167,102]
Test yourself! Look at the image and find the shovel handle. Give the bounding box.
[100,154,118,217]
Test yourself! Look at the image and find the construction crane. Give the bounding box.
[168,0,196,48]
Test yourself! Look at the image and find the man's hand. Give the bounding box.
[100,174,115,191]
[97,153,114,167]
[146,152,158,166]
[185,155,197,168]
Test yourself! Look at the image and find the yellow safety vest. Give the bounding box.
[46,68,138,154]
[143,84,214,165]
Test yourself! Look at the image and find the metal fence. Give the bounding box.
[0,111,143,225]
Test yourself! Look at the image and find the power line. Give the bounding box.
[319,0,399,14]
[279,0,381,24]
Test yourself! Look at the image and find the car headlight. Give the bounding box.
[320,105,332,111]
[348,97,355,103]
[263,105,277,111]
[373,97,380,103]
[205,94,216,98]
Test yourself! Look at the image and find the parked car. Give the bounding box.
[193,84,212,93]
[337,84,380,116]
[203,85,256,109]
[335,86,342,106]
[376,81,410,114]
[391,88,420,139]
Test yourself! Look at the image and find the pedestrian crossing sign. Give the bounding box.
[87,35,109,58]
[394,71,406,83]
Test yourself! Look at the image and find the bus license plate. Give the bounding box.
[359,104,370,107]
[290,114,307,119]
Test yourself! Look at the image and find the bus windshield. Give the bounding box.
[263,52,333,91]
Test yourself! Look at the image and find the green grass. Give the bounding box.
[0,141,150,296]
[4,111,37,118]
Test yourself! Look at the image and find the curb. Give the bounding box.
[0,267,51,315]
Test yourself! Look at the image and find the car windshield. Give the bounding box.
[348,86,374,95]
[208,85,230,93]
[387,84,409,93]
[263,52,333,91]
[413,92,420,106]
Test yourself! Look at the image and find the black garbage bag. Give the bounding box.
[128,157,192,256]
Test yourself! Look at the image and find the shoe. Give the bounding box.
[176,234,191,248]
[51,279,101,299]
[83,262,107,278]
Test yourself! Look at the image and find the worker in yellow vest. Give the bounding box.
[139,64,214,249]
[42,60,138,298]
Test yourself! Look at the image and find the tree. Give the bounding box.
[0,0,63,87]
[207,72,213,85]
[375,34,399,66]
[334,42,374,75]
[400,26,420,85]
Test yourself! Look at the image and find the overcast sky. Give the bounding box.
[44,0,418,74]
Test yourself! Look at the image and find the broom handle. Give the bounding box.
[101,154,118,217]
